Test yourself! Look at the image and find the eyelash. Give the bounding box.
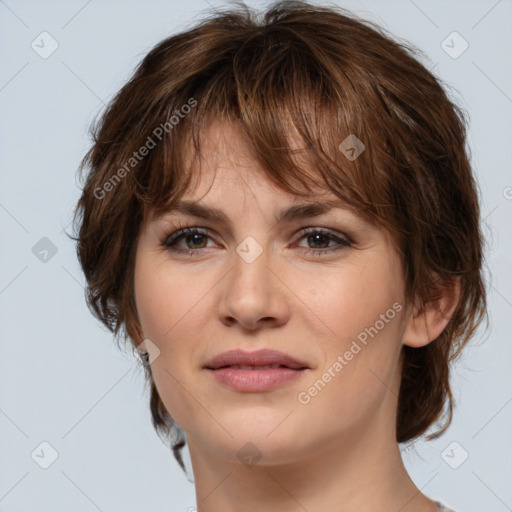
[161,225,351,257]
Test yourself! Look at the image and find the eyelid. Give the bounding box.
[163,226,214,245]
[162,224,352,257]
[161,223,351,243]
[292,226,352,245]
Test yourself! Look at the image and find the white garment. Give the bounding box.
[437,503,455,512]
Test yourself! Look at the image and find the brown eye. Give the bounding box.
[182,233,208,249]
[295,228,351,257]
[307,233,331,249]
[163,227,215,253]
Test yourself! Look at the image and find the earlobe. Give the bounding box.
[403,276,461,348]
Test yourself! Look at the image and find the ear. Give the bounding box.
[403,275,461,348]
[125,299,145,345]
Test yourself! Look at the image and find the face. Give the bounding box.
[133,120,411,467]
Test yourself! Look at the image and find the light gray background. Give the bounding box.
[1,0,511,511]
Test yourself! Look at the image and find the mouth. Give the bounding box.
[204,349,310,392]
[211,364,305,370]
[204,348,310,371]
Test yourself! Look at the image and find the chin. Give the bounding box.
[217,417,316,463]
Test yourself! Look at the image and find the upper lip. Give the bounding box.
[204,349,309,370]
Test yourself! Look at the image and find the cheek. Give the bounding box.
[296,263,405,412]
[134,255,210,345]
[303,262,404,348]
[133,255,215,425]
[133,257,198,392]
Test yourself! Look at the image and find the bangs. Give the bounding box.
[129,27,393,230]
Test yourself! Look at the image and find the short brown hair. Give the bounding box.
[71,0,488,471]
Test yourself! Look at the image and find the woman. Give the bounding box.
[72,2,487,510]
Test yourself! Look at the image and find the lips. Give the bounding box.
[223,364,286,370]
[204,349,310,392]
[204,349,309,371]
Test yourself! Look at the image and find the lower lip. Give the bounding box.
[207,367,307,392]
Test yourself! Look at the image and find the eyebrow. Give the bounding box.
[160,199,352,228]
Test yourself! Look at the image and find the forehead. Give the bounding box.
[142,115,377,228]
[181,117,340,200]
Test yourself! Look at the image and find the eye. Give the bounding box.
[293,228,351,257]
[162,227,217,256]
[161,226,352,257]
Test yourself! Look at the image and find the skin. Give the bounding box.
[133,120,459,512]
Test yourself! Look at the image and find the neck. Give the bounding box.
[187,407,438,512]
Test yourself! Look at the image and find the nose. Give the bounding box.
[217,246,291,331]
